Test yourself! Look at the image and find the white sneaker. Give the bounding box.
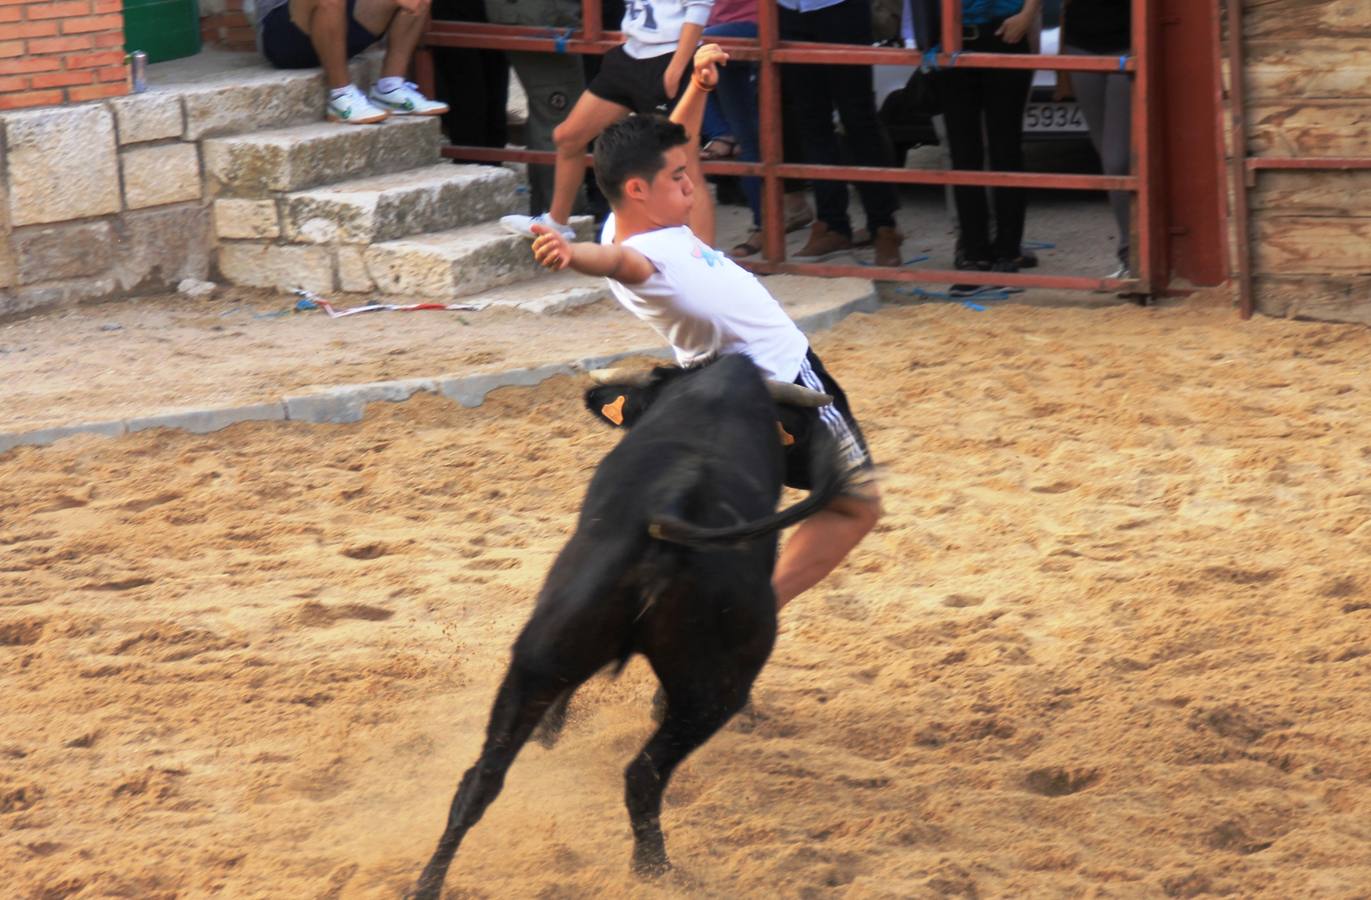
[368,81,450,116]
[326,85,389,124]
[500,212,575,240]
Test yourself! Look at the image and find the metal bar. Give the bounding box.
[942,0,962,55]
[1132,0,1154,295]
[1247,157,1371,171]
[770,163,1135,191]
[441,146,1136,191]
[758,0,785,264]
[772,45,1133,71]
[1225,0,1255,318]
[741,259,1137,293]
[423,21,1132,71]
[583,0,602,42]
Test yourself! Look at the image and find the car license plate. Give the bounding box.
[1024,102,1086,133]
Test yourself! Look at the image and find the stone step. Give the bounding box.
[215,217,595,297]
[155,50,383,140]
[363,217,596,299]
[278,164,520,245]
[203,116,441,197]
[470,270,613,315]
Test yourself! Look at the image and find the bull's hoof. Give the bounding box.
[632,852,672,880]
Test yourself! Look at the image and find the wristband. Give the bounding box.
[693,76,715,93]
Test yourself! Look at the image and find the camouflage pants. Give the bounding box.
[484,0,588,214]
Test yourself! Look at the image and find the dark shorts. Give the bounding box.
[781,349,874,491]
[587,44,690,114]
[261,0,380,70]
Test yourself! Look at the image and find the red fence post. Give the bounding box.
[758,0,785,263]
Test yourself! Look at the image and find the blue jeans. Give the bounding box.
[703,20,762,227]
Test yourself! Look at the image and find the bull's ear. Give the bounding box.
[584,385,636,428]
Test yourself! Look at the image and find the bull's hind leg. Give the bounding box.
[624,674,757,878]
[408,665,565,900]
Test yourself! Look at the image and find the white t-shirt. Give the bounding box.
[600,215,810,382]
[621,0,715,59]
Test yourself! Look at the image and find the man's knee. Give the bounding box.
[831,489,881,534]
[552,120,588,153]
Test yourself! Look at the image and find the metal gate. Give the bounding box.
[420,0,1161,296]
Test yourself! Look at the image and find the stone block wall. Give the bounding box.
[0,0,128,112]
[200,0,256,52]
[0,94,210,318]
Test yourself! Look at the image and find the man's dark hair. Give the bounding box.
[592,115,689,205]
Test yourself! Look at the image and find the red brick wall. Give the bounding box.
[201,0,255,52]
[0,0,127,110]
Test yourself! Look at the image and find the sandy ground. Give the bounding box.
[4,291,1371,898]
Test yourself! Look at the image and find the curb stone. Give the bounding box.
[0,289,879,454]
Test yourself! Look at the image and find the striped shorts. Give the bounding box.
[782,349,874,490]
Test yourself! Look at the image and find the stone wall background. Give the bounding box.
[0,0,128,112]
[0,91,211,318]
[200,0,257,53]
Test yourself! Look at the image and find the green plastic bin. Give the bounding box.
[123,0,202,64]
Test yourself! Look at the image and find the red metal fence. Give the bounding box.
[420,0,1157,296]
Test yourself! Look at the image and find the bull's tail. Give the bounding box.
[648,431,859,548]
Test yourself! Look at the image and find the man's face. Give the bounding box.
[640,146,694,226]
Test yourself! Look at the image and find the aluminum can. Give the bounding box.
[130,50,148,93]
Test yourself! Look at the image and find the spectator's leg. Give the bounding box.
[982,63,1032,261]
[821,1,898,234]
[781,5,850,238]
[706,21,761,227]
[938,66,993,262]
[550,91,631,225]
[289,0,355,89]
[362,0,427,81]
[510,53,587,215]
[1101,69,1134,266]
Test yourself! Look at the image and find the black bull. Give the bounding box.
[410,355,855,897]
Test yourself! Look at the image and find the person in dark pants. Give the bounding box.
[779,0,903,268]
[935,0,1040,292]
[430,0,507,148]
[485,0,587,215]
[1061,0,1132,277]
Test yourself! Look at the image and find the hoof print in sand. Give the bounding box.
[1023,766,1100,797]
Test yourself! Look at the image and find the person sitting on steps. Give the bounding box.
[254,0,451,124]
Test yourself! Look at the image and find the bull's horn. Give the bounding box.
[587,367,656,387]
[767,380,832,407]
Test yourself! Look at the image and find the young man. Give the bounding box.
[255,0,450,124]
[528,45,880,611]
[499,0,715,241]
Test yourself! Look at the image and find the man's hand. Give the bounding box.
[996,11,1032,44]
[692,43,728,91]
[531,224,572,271]
[395,0,430,14]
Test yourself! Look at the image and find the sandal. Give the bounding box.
[729,228,763,259]
[700,137,739,161]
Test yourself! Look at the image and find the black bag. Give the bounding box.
[880,65,942,126]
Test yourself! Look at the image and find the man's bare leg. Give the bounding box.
[772,490,881,611]
[548,91,631,225]
[352,0,424,80]
[290,0,354,89]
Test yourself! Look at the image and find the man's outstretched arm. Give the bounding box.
[530,224,656,284]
